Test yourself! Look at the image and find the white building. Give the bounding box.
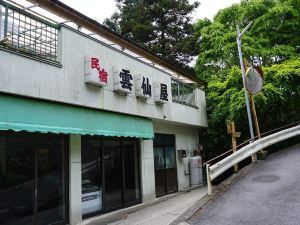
[0,1,207,225]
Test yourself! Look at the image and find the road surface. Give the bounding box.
[190,144,300,225]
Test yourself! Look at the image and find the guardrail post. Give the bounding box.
[251,142,257,163]
[251,153,257,163]
[206,164,212,196]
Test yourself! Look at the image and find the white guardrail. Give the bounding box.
[206,124,300,195]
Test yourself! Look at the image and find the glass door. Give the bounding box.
[103,140,123,211]
[0,132,68,225]
[165,146,177,193]
[153,134,178,197]
[36,135,67,225]
[82,137,141,216]
[123,140,140,205]
[154,147,165,196]
[81,139,102,217]
[0,132,34,225]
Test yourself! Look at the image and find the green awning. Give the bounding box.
[0,94,154,139]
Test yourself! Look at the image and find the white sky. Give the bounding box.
[56,0,240,68]
[60,0,241,23]
[193,0,240,20]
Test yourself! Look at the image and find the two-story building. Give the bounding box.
[0,1,207,225]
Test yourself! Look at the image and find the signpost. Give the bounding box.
[245,67,263,95]
[227,121,241,173]
[244,62,263,139]
[244,61,267,158]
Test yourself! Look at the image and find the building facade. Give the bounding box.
[0,2,207,225]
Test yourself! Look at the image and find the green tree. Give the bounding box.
[104,0,200,66]
[194,0,300,160]
[202,59,300,160]
[195,0,300,84]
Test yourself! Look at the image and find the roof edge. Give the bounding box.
[26,0,203,84]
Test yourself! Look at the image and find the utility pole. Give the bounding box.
[236,22,257,162]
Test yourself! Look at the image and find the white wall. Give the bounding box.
[0,26,207,128]
[153,121,200,190]
[69,134,82,225]
[140,139,156,203]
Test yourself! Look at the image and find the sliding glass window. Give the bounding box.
[81,137,141,217]
[0,131,68,225]
[81,138,102,216]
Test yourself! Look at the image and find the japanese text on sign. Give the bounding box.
[119,69,133,91]
[84,56,109,87]
[160,83,168,101]
[135,74,152,99]
[153,81,169,103]
[142,77,152,97]
[91,57,108,84]
[85,55,169,103]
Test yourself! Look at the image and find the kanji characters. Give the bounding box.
[91,57,100,70]
[160,83,168,101]
[90,57,108,84]
[119,69,133,91]
[86,56,169,103]
[142,77,151,97]
[99,69,108,83]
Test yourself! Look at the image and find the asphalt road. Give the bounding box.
[190,144,300,225]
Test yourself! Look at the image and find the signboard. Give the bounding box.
[153,81,169,104]
[84,56,109,87]
[84,56,171,103]
[82,190,102,215]
[113,68,134,94]
[245,67,263,95]
[135,74,152,99]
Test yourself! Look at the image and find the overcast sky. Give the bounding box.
[60,0,241,23]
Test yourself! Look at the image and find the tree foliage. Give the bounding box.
[195,0,300,84]
[104,0,200,66]
[195,0,300,160]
